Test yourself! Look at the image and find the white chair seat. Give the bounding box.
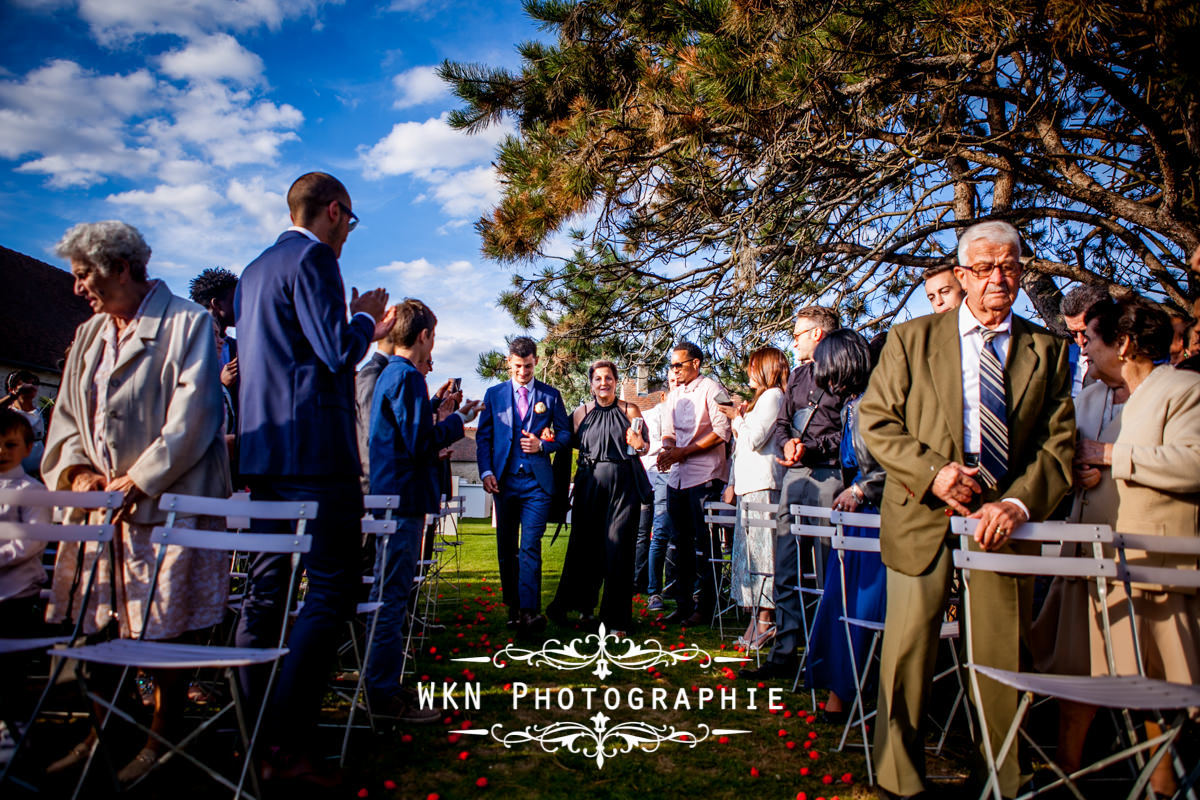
[357,601,382,615]
[65,639,289,669]
[0,635,71,655]
[839,615,885,633]
[973,665,1200,711]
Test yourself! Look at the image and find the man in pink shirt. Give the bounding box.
[656,341,731,625]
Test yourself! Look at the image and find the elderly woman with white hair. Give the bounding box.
[41,221,231,783]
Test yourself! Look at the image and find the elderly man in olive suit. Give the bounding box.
[858,220,1074,799]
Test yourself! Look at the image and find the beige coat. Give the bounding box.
[42,281,231,639]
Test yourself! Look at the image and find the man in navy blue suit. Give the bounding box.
[476,336,570,633]
[235,172,395,782]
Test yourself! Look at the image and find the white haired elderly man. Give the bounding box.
[858,220,1075,798]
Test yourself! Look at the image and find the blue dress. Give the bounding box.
[804,399,887,703]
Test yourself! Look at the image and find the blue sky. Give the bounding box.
[0,0,552,400]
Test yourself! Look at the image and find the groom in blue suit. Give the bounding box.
[235,172,394,780]
[476,336,571,632]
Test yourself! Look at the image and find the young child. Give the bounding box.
[0,408,50,734]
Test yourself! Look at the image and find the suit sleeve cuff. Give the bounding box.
[1000,497,1030,519]
[481,470,494,481]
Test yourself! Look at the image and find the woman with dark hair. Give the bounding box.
[1072,296,1200,796]
[803,329,886,721]
[547,360,647,636]
[721,347,788,649]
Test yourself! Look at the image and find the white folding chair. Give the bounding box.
[788,504,835,698]
[951,517,1200,800]
[65,493,313,800]
[827,510,968,786]
[337,495,399,765]
[0,489,122,792]
[702,500,737,635]
[739,499,777,665]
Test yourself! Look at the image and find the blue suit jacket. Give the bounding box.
[235,230,374,477]
[475,379,570,494]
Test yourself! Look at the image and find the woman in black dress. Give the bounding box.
[547,360,647,636]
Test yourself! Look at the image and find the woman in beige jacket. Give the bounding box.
[41,221,231,783]
[1075,295,1200,795]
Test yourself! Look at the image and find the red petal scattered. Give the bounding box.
[800,766,810,776]
[778,729,788,737]
[784,710,792,718]
[822,775,834,784]
[757,682,765,689]
[808,731,818,740]
[749,767,759,778]
[384,779,397,789]
[449,734,460,744]
[797,794,806,800]
[717,736,729,744]
[808,750,820,760]
[458,751,470,760]
[357,790,368,798]
[401,734,413,743]
[841,774,853,784]
[786,741,796,750]
[475,777,488,788]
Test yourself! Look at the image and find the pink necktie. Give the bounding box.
[517,385,530,420]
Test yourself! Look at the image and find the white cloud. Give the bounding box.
[227,176,289,237]
[159,34,265,85]
[422,164,501,217]
[108,182,224,219]
[150,82,303,168]
[360,112,510,179]
[51,0,337,45]
[392,65,448,109]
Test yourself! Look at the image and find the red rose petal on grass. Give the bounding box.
[420,675,430,681]
[784,710,792,718]
[444,717,453,725]
[384,779,397,789]
[448,734,460,744]
[786,741,796,750]
[357,790,368,798]
[778,729,788,737]
[808,731,818,740]
[769,708,779,715]
[805,715,816,724]
[458,751,470,761]
[429,647,437,654]
[718,736,730,744]
[800,767,810,776]
[475,777,488,788]
[822,774,834,784]
[818,701,826,710]
[749,767,759,778]
[841,773,853,784]
[808,750,819,760]
[400,734,413,743]
[797,794,806,800]
[427,792,440,799]
[757,682,765,689]
[504,683,512,691]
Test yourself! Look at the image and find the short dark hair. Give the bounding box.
[588,359,619,382]
[923,264,956,280]
[0,408,34,445]
[813,329,873,397]
[1061,284,1110,318]
[188,267,239,308]
[795,305,840,333]
[6,370,38,393]
[389,299,437,349]
[671,341,703,364]
[509,336,538,359]
[287,172,349,227]
[1084,296,1174,363]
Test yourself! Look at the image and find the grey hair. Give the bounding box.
[1060,284,1110,318]
[956,221,1022,266]
[54,221,151,281]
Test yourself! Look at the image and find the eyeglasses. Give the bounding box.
[792,327,817,340]
[668,359,696,371]
[337,201,359,232]
[957,261,1020,279]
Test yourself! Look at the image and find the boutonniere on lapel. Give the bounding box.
[539,426,555,442]
[533,401,547,415]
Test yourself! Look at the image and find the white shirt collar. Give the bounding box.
[0,463,30,481]
[958,302,1013,337]
[287,226,320,243]
[511,378,534,392]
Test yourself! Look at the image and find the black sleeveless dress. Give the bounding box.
[550,401,639,629]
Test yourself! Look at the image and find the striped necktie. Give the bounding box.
[978,328,1008,488]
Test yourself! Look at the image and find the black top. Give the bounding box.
[576,401,631,463]
[772,361,846,469]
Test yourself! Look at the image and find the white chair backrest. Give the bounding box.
[831,532,881,555]
[364,494,402,512]
[703,501,736,525]
[1112,532,1200,591]
[951,517,1112,544]
[0,489,123,510]
[150,528,312,554]
[790,504,833,520]
[158,493,315,521]
[830,509,881,528]
[0,522,113,543]
[791,522,835,540]
[443,496,465,515]
[361,519,397,537]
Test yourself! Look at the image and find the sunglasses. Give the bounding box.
[337,201,359,232]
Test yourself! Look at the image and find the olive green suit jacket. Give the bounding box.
[858,309,1076,576]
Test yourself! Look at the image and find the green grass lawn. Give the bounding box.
[340,518,975,800]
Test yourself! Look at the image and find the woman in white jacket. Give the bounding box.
[722,347,788,649]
